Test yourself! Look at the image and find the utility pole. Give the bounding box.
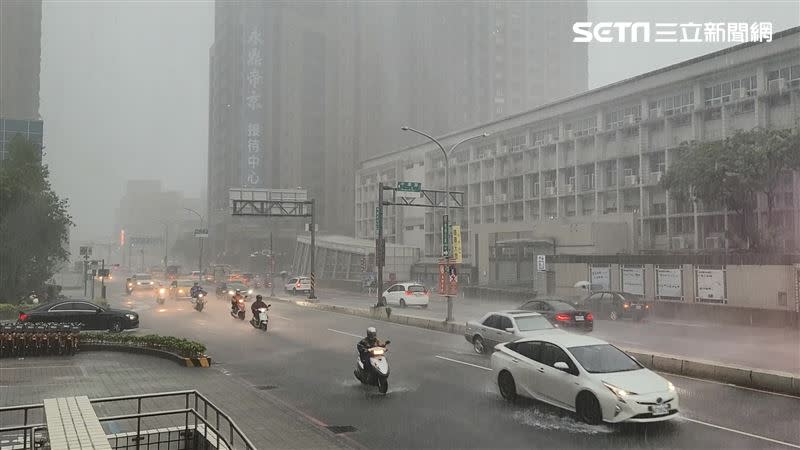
[309,198,317,300]
[270,231,275,297]
[100,259,106,300]
[164,223,169,272]
[140,248,145,272]
[83,254,89,296]
[376,182,384,307]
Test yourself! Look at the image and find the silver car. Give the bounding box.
[465,310,563,354]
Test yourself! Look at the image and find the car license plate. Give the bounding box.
[575,315,584,321]
[652,403,669,415]
[635,305,643,309]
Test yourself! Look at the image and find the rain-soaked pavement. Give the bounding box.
[109,281,800,449]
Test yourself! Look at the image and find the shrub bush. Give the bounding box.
[81,332,206,358]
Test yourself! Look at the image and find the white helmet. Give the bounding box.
[366,326,377,339]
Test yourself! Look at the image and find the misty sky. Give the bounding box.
[39,1,799,246]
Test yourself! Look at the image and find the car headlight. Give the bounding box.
[159,288,166,294]
[125,313,137,321]
[248,289,253,294]
[128,283,133,287]
[667,381,676,392]
[228,290,234,295]
[179,289,184,294]
[603,382,636,401]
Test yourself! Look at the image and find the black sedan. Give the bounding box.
[518,297,594,331]
[579,291,650,321]
[19,300,139,332]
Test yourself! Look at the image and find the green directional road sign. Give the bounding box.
[397,181,422,192]
[441,215,450,257]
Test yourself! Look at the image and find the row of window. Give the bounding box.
[605,105,642,130]
[704,75,757,106]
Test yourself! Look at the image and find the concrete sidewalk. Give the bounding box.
[0,352,354,450]
[262,287,800,375]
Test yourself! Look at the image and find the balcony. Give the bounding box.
[644,172,663,185]
[562,184,576,194]
[623,175,639,187]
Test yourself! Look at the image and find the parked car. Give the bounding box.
[579,291,650,321]
[518,297,593,331]
[465,310,562,354]
[381,282,429,308]
[491,333,679,424]
[19,300,139,332]
[285,276,311,295]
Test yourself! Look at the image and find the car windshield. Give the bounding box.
[229,283,247,290]
[407,285,426,292]
[514,315,554,331]
[177,281,194,287]
[568,344,643,373]
[135,274,151,280]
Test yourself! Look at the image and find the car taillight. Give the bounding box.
[585,312,593,321]
[296,282,301,288]
[18,312,28,321]
[555,313,571,321]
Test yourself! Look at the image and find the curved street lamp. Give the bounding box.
[400,126,490,322]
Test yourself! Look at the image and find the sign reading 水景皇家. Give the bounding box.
[242,20,265,188]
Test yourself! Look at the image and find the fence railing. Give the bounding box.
[0,390,256,450]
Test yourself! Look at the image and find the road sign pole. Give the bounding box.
[309,198,317,300]
[83,255,88,296]
[101,259,106,300]
[376,182,384,307]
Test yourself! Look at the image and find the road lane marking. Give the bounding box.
[664,372,800,399]
[435,355,492,371]
[271,313,293,321]
[327,328,362,338]
[683,417,800,448]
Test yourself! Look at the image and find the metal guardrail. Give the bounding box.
[0,390,256,450]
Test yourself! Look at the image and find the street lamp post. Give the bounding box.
[401,126,490,322]
[184,208,204,279]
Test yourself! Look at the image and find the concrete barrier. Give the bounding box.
[269,294,799,397]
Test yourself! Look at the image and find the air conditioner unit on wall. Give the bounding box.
[624,175,639,186]
[545,186,556,196]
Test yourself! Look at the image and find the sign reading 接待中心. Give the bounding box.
[536,255,547,273]
[241,19,265,188]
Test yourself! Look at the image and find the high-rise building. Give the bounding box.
[207,1,588,265]
[0,0,42,120]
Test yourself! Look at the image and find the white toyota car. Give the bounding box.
[491,333,679,424]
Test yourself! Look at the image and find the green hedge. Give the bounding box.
[81,332,207,358]
[0,303,25,320]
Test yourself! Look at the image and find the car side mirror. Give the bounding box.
[554,361,570,371]
[505,327,515,332]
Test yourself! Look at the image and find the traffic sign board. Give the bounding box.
[194,228,209,238]
[452,225,462,264]
[375,207,383,235]
[397,181,421,192]
[441,215,450,257]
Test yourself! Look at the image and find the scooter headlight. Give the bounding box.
[159,288,166,294]
[228,290,234,295]
[371,348,385,356]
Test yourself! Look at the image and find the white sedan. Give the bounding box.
[491,333,679,424]
[381,283,429,308]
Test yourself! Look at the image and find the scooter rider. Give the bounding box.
[357,327,383,367]
[190,282,203,298]
[231,289,244,312]
[251,294,267,320]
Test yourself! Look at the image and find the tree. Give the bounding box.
[661,126,800,250]
[0,136,73,300]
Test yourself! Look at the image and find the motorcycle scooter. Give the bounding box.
[156,287,167,305]
[354,341,391,394]
[250,304,271,331]
[230,296,247,320]
[192,291,207,312]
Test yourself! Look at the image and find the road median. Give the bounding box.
[270,294,800,396]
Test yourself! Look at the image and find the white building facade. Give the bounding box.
[356,28,800,285]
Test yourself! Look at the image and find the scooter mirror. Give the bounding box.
[384,340,391,345]
[267,304,272,308]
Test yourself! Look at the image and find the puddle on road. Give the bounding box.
[340,377,418,395]
[513,409,614,435]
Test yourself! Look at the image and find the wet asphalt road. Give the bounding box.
[112,283,800,449]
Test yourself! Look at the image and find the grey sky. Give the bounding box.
[39,1,798,245]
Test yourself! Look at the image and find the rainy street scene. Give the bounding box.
[1,0,800,449]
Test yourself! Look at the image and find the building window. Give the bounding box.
[653,219,667,234]
[502,134,527,152]
[605,105,642,130]
[649,91,693,116]
[703,75,757,106]
[532,127,558,145]
[566,116,598,136]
